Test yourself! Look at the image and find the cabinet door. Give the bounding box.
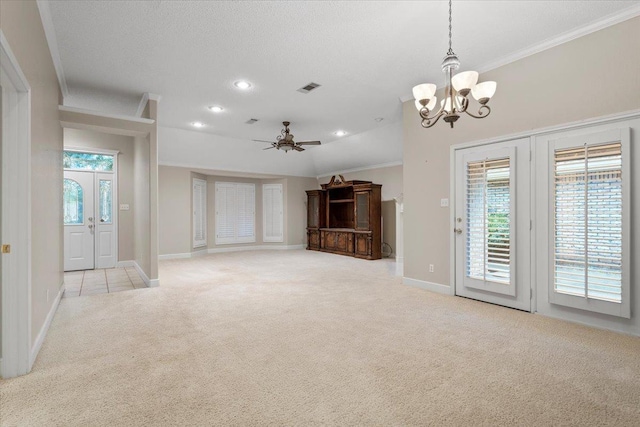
[308,230,320,250]
[355,234,371,258]
[308,194,319,228]
[355,192,370,230]
[324,231,336,249]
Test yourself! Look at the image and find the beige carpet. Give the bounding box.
[1,250,639,426]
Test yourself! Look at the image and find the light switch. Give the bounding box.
[440,198,449,207]
[120,204,130,211]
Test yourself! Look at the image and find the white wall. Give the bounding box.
[312,121,402,177]
[159,126,317,177]
[158,120,402,178]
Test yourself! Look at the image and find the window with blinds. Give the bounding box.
[215,182,255,245]
[192,179,207,248]
[263,184,284,243]
[553,142,623,303]
[466,157,511,285]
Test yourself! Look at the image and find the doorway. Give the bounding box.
[63,150,118,271]
[453,138,531,311]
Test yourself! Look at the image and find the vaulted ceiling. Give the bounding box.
[45,0,639,173]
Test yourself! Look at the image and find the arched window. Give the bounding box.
[63,178,84,224]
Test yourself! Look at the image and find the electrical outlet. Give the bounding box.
[429,264,434,273]
[440,198,449,207]
[120,204,130,211]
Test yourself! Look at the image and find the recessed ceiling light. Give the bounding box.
[208,106,224,113]
[334,130,347,137]
[192,122,205,128]
[234,80,252,90]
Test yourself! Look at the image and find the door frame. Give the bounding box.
[63,146,119,270]
[451,138,531,311]
[1,31,32,378]
[450,136,534,304]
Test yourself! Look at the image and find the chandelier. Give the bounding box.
[413,0,497,129]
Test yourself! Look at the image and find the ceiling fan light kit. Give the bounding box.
[413,0,497,129]
[254,121,321,153]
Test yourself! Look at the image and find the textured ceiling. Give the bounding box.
[49,0,639,145]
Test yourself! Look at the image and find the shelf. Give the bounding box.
[329,199,354,204]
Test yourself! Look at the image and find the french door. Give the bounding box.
[454,138,531,311]
[64,170,116,271]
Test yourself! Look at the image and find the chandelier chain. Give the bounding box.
[447,0,454,55]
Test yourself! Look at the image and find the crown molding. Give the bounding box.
[36,0,69,100]
[317,161,403,180]
[399,4,640,103]
[135,92,162,117]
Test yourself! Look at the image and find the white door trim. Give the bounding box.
[1,30,32,379]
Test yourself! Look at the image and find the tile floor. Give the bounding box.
[63,267,146,297]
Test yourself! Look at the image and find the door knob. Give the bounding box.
[88,224,94,229]
[88,217,94,222]
[454,228,462,235]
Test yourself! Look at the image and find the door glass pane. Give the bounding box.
[63,178,84,224]
[308,195,318,227]
[64,151,114,171]
[466,157,511,284]
[99,179,112,224]
[356,193,369,229]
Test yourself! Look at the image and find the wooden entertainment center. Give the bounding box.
[306,175,382,260]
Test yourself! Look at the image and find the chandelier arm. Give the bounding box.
[421,110,445,128]
[459,96,470,113]
[464,104,492,119]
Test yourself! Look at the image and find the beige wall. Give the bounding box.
[1,0,64,347]
[403,16,640,286]
[318,165,402,256]
[134,135,151,275]
[158,166,317,255]
[64,128,135,261]
[285,177,319,246]
[158,166,191,255]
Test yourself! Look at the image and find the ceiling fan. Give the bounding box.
[253,121,321,152]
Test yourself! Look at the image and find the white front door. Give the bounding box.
[454,138,531,311]
[64,171,95,271]
[95,173,116,268]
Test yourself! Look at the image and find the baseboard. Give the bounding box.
[132,261,159,288]
[403,277,451,295]
[116,260,135,268]
[30,282,63,369]
[191,249,208,257]
[158,252,192,260]
[207,244,305,254]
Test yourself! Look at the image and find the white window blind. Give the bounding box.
[466,157,511,285]
[215,182,255,245]
[192,179,207,248]
[263,184,284,243]
[554,142,623,303]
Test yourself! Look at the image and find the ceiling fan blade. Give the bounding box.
[252,139,276,144]
[293,146,305,152]
[263,146,276,150]
[296,141,321,146]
